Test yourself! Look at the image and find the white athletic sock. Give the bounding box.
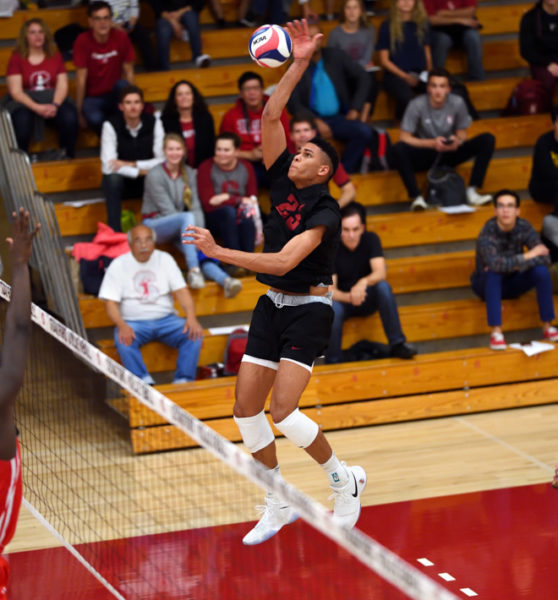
[321,452,349,487]
[266,465,282,501]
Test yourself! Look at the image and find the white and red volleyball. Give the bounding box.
[249,24,292,68]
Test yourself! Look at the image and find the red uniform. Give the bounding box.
[0,441,22,599]
[6,51,66,91]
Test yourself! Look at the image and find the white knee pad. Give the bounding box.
[234,410,275,454]
[273,408,319,449]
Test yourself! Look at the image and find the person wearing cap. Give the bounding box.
[184,19,366,547]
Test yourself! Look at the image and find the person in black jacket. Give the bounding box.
[100,85,164,231]
[287,19,373,173]
[148,0,211,70]
[529,108,558,210]
[161,79,215,169]
[520,0,558,98]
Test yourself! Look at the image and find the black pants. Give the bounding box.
[391,133,495,198]
[529,178,558,211]
[383,71,426,121]
[102,174,144,232]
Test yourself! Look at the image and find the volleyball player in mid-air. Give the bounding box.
[184,20,366,545]
[0,209,39,597]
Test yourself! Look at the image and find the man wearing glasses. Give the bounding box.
[74,1,135,134]
[471,189,558,350]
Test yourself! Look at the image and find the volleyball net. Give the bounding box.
[0,279,459,600]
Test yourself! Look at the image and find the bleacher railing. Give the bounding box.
[0,109,86,337]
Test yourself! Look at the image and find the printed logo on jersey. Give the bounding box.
[235,118,261,143]
[276,193,305,231]
[92,50,118,64]
[222,180,240,196]
[29,70,51,91]
[133,270,159,302]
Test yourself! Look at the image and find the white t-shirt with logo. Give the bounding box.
[99,250,186,321]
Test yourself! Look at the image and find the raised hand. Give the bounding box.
[6,207,40,266]
[285,19,323,62]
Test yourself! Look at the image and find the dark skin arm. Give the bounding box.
[0,208,40,461]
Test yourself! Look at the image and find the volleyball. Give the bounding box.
[249,24,292,68]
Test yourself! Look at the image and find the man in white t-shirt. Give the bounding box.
[99,224,203,384]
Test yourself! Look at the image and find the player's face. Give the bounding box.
[494,195,519,231]
[340,214,365,251]
[290,122,317,149]
[129,226,155,263]
[240,80,263,109]
[164,139,186,166]
[427,76,451,106]
[344,0,362,23]
[26,23,45,50]
[214,139,237,167]
[89,8,113,37]
[288,142,329,185]
[119,93,144,121]
[175,84,194,111]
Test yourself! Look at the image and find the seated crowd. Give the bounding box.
[3,0,558,378]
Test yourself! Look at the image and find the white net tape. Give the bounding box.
[0,279,458,600]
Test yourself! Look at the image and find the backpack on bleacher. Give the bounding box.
[503,79,552,116]
[223,328,248,376]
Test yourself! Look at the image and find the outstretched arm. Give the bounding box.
[0,208,40,460]
[262,20,323,169]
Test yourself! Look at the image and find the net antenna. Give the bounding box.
[0,279,459,600]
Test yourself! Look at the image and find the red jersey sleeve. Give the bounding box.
[53,52,67,75]
[72,31,89,69]
[333,163,350,188]
[197,159,217,212]
[6,51,23,76]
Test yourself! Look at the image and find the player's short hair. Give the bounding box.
[308,136,339,181]
[341,201,366,225]
[493,189,520,208]
[88,1,112,17]
[427,67,451,84]
[289,114,318,132]
[118,84,144,104]
[238,71,263,90]
[216,131,241,149]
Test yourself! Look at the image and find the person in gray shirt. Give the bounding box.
[327,0,378,120]
[391,67,494,211]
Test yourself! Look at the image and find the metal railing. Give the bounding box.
[0,109,86,337]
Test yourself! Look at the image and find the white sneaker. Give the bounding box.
[410,195,428,211]
[467,187,492,206]
[224,277,242,299]
[330,463,367,528]
[195,54,211,68]
[242,495,299,545]
[187,267,205,289]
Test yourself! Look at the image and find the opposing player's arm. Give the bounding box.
[261,20,323,169]
[184,225,326,276]
[0,209,39,460]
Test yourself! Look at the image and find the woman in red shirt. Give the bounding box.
[5,19,78,158]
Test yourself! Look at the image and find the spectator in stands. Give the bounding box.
[99,223,203,384]
[106,0,157,71]
[4,18,78,159]
[74,1,135,135]
[471,189,558,350]
[220,71,291,187]
[529,109,558,211]
[100,85,164,232]
[289,114,357,207]
[391,67,494,210]
[197,132,259,257]
[148,0,211,70]
[520,0,558,99]
[325,202,416,363]
[287,19,374,174]
[161,80,215,168]
[423,0,485,81]
[142,133,242,297]
[376,0,432,121]
[327,0,378,120]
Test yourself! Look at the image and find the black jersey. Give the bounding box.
[257,149,341,293]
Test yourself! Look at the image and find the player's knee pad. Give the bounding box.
[273,408,319,449]
[234,410,275,454]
